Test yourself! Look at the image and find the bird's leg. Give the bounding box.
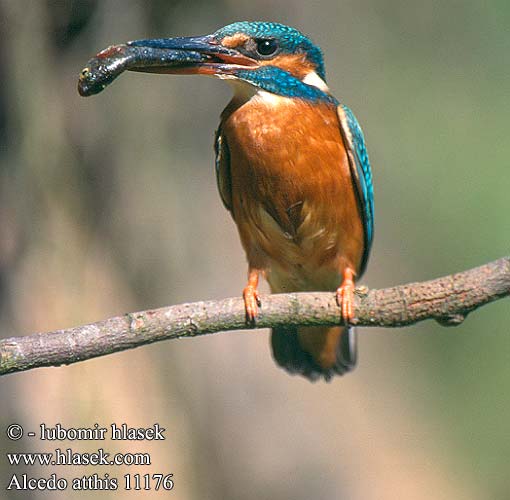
[243,268,261,323]
[336,267,355,324]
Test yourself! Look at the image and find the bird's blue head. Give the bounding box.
[122,22,331,101]
[212,21,326,81]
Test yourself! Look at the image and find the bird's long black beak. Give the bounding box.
[78,35,257,96]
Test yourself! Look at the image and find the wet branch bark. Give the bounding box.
[1,257,509,376]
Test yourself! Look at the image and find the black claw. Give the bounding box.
[246,315,257,326]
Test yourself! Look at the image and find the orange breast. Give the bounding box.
[221,93,365,293]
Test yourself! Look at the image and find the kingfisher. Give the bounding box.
[79,21,374,381]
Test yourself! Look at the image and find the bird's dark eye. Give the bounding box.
[255,39,279,57]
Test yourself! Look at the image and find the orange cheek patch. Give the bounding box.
[259,54,315,79]
[222,33,250,48]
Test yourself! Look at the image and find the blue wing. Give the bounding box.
[337,104,374,276]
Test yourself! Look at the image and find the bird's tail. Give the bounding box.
[271,325,357,382]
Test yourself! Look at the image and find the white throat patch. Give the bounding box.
[227,79,291,107]
[302,71,329,92]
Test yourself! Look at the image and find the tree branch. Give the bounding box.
[1,257,509,376]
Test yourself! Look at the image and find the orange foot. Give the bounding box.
[336,267,355,324]
[243,269,261,323]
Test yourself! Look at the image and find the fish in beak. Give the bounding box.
[78,35,257,96]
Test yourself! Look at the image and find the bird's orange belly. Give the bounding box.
[222,96,365,292]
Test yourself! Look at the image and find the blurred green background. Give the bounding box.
[1,1,509,499]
